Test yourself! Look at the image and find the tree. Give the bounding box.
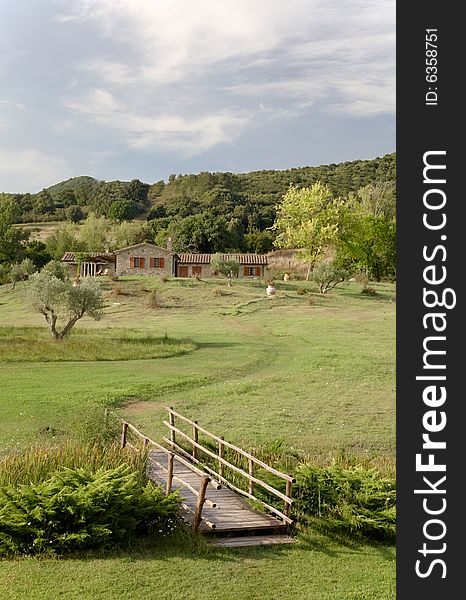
[45,223,80,260]
[210,254,239,286]
[357,182,396,219]
[310,261,350,294]
[112,221,149,249]
[27,271,105,339]
[9,259,36,289]
[339,215,396,281]
[272,183,342,278]
[78,213,111,251]
[108,200,139,222]
[125,179,150,206]
[32,190,55,215]
[65,205,85,223]
[42,259,70,281]
[0,212,29,265]
[23,241,52,269]
[244,229,275,254]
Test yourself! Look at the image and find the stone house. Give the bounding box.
[113,242,176,276]
[61,241,268,279]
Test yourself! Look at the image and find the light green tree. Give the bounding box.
[78,213,112,251]
[45,223,80,260]
[272,183,342,278]
[112,220,148,249]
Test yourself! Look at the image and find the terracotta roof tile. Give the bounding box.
[177,253,268,265]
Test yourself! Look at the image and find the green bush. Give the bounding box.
[293,463,396,541]
[0,464,181,556]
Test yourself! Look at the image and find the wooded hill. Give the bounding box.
[2,153,395,227]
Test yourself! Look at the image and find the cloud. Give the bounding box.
[0,149,72,193]
[1,1,395,190]
[55,0,394,159]
[63,87,250,154]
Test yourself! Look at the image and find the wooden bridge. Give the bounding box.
[120,407,295,547]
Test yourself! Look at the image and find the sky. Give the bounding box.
[0,0,395,193]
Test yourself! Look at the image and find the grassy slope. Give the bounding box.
[0,276,396,599]
[0,278,395,463]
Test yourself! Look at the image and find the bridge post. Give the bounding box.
[166,452,174,495]
[218,436,225,479]
[120,422,128,449]
[192,421,198,460]
[284,480,293,521]
[169,408,176,446]
[248,458,254,496]
[193,475,210,532]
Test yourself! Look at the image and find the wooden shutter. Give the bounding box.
[256,267,261,276]
[159,257,164,268]
[140,257,145,268]
[244,266,248,276]
[149,257,154,268]
[130,257,135,268]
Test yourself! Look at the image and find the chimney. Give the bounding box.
[167,237,173,252]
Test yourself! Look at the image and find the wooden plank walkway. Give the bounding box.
[147,451,291,537]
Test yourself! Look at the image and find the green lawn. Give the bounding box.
[1,535,395,600]
[0,277,395,463]
[0,276,396,598]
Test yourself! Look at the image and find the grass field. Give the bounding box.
[0,275,396,599]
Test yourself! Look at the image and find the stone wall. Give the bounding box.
[176,262,267,279]
[115,244,174,276]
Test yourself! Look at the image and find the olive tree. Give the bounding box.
[310,261,350,294]
[210,254,239,287]
[27,271,105,339]
[9,258,36,289]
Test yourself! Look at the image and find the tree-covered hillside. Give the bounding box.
[1,153,395,226]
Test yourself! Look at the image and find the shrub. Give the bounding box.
[293,463,396,541]
[111,283,123,298]
[213,288,224,297]
[361,287,377,296]
[0,464,181,556]
[160,274,169,283]
[147,289,159,308]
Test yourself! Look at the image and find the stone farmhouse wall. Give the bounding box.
[115,244,175,276]
[176,262,213,278]
[176,262,267,279]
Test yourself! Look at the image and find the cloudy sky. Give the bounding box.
[0,0,395,193]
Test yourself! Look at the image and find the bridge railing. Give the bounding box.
[163,407,295,525]
[120,420,219,532]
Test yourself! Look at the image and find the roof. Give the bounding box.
[113,242,171,254]
[61,252,115,263]
[178,253,268,265]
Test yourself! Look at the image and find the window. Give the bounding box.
[150,257,165,268]
[244,266,261,276]
[130,257,145,268]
